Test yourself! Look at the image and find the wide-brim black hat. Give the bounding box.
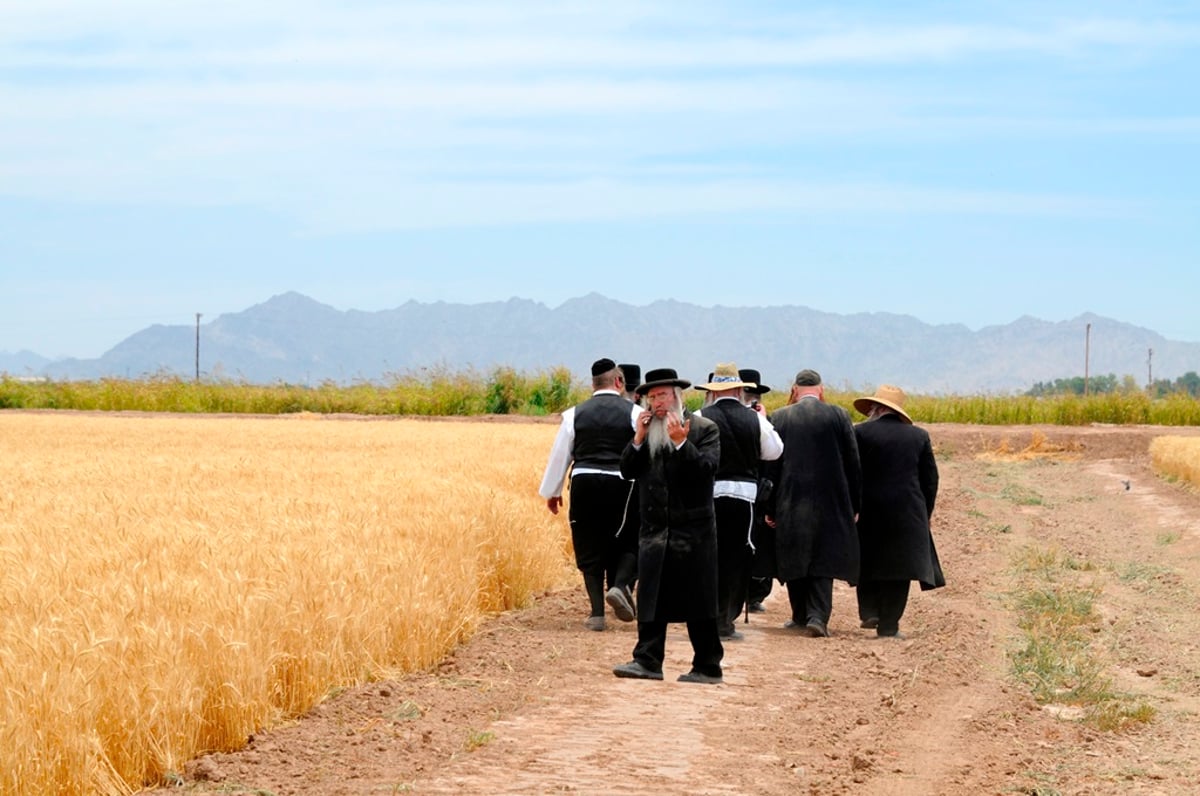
[738,368,770,395]
[618,363,641,390]
[635,367,691,396]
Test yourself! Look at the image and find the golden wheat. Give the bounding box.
[0,413,572,795]
[1149,436,1200,488]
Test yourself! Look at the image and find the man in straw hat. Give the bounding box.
[763,369,862,638]
[613,367,725,684]
[852,385,944,639]
[694,363,783,640]
[738,367,776,614]
[539,358,644,631]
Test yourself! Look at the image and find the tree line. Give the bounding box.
[1026,372,1200,398]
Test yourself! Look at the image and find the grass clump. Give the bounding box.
[1008,545,1155,732]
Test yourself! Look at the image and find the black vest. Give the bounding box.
[573,393,634,471]
[702,400,761,482]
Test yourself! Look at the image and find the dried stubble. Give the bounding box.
[1150,435,1200,487]
[0,413,571,795]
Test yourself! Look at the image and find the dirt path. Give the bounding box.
[147,424,1200,795]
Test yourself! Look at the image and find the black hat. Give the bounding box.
[635,367,692,396]
[739,368,771,395]
[794,369,822,387]
[591,358,617,377]
[617,363,641,390]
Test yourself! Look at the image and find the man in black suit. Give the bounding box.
[852,385,944,639]
[764,369,862,638]
[613,368,725,684]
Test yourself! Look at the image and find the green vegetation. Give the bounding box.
[3,370,1198,424]
[0,367,580,417]
[1028,371,1200,399]
[1008,545,1155,732]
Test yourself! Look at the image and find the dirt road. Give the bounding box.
[150,424,1200,795]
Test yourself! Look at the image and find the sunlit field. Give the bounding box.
[1150,436,1200,488]
[0,413,571,795]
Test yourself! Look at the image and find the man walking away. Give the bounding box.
[539,358,644,630]
[852,385,944,639]
[764,369,862,638]
[695,363,783,640]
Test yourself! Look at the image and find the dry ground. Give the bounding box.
[145,423,1200,795]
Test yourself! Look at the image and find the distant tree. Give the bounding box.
[1025,373,1131,397]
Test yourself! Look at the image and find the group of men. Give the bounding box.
[537,359,944,685]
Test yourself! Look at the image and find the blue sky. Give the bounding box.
[2,1,1197,359]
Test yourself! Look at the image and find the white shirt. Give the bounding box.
[537,390,645,499]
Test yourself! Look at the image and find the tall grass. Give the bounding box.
[5,373,1199,425]
[0,414,573,795]
[0,367,582,417]
[1149,436,1200,487]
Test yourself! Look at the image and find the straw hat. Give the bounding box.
[695,362,755,392]
[853,385,913,424]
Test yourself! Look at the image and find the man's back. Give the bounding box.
[767,398,862,582]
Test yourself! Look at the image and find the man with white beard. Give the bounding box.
[613,368,724,684]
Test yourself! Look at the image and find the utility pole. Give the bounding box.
[1147,348,1154,392]
[195,313,202,382]
[1084,322,1091,397]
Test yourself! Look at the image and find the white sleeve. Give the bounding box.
[759,415,784,461]
[538,407,576,499]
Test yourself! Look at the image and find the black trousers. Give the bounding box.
[632,618,724,677]
[856,580,912,636]
[714,497,754,632]
[784,577,833,626]
[568,473,638,588]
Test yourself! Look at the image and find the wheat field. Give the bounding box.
[1150,436,1200,488]
[0,412,572,795]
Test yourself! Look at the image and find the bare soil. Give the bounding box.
[145,423,1200,795]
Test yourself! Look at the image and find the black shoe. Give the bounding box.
[613,661,663,680]
[747,602,766,614]
[861,617,880,629]
[719,628,745,641]
[877,630,906,640]
[799,620,829,638]
[605,585,636,622]
[677,670,723,684]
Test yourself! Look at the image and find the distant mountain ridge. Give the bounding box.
[7,291,1199,394]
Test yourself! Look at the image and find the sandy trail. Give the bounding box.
[148,424,1200,795]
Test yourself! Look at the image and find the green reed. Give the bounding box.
[4,374,1198,424]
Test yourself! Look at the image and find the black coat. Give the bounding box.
[854,414,944,590]
[765,398,862,583]
[620,412,721,622]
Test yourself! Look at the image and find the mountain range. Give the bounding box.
[3,292,1197,394]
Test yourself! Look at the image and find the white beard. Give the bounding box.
[647,415,674,460]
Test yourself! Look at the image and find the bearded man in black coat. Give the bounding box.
[764,369,862,638]
[613,368,725,684]
[852,385,944,639]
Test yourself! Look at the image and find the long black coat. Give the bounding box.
[765,398,862,583]
[854,413,944,590]
[619,412,721,622]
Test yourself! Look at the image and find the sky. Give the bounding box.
[2,1,1198,359]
